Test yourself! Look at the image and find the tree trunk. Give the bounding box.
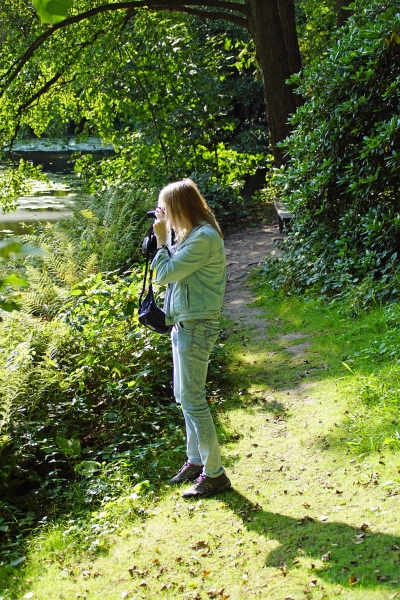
[277,0,304,108]
[247,0,297,166]
[337,0,353,27]
[277,0,302,77]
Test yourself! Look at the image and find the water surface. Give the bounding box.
[0,138,113,238]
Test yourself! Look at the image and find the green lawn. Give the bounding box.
[2,282,400,600]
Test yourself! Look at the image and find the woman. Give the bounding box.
[152,179,231,499]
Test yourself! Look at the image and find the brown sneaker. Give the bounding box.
[182,472,231,499]
[170,461,203,484]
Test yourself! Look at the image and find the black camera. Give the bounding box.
[142,207,158,255]
[142,206,171,256]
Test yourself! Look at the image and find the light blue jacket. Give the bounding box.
[152,223,226,326]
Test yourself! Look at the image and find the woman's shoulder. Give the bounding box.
[180,222,223,249]
[196,222,223,240]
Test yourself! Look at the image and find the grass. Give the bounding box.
[1,279,400,600]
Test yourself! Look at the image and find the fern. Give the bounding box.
[19,224,98,317]
[0,312,68,439]
[0,341,32,438]
[60,182,156,270]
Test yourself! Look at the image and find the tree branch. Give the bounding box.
[1,0,248,93]
[152,5,248,27]
[4,26,114,152]
[19,72,64,113]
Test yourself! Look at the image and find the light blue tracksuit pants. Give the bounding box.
[171,319,224,478]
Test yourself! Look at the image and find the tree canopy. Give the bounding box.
[1,0,302,182]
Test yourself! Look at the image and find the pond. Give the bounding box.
[0,138,113,238]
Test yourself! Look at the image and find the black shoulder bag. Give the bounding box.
[138,225,172,335]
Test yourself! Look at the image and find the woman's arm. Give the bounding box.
[152,235,211,284]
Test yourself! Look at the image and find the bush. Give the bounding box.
[0,272,180,560]
[264,0,400,304]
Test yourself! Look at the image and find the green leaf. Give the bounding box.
[0,274,29,287]
[123,300,136,316]
[55,435,81,458]
[0,298,20,312]
[132,480,150,494]
[33,0,73,24]
[74,460,101,477]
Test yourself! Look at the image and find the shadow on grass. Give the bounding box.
[223,489,400,591]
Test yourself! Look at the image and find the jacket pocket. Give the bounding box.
[184,284,190,309]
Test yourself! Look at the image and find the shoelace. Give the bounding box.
[194,473,208,485]
[178,461,191,474]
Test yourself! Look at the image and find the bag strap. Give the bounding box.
[139,225,170,305]
[139,225,153,305]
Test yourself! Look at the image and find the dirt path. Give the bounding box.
[223,224,312,356]
[223,223,282,329]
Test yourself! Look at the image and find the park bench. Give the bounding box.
[273,198,293,234]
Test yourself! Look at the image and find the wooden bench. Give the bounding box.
[273,198,293,234]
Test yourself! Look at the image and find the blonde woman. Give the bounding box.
[152,179,231,498]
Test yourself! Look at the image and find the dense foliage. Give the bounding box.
[296,0,339,63]
[262,0,400,306]
[0,2,268,207]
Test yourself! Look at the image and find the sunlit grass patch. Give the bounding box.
[339,367,400,453]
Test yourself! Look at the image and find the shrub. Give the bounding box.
[264,0,400,304]
[60,181,158,272]
[0,272,179,560]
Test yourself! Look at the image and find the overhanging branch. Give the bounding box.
[19,73,63,113]
[1,0,248,93]
[151,5,248,27]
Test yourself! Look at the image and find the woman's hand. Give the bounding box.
[153,207,168,246]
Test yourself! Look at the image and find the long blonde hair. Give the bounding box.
[158,179,223,244]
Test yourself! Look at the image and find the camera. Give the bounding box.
[147,206,166,220]
[142,207,170,256]
[142,207,158,256]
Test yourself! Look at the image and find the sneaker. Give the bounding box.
[182,472,231,499]
[170,461,203,484]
